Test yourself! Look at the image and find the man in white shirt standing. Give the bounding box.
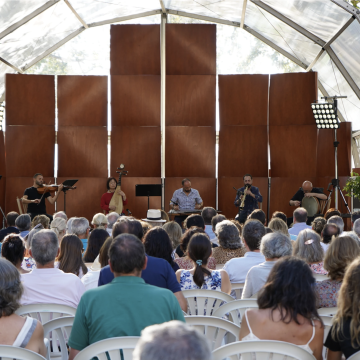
[201,207,218,245]
[223,220,266,284]
[288,207,311,240]
[21,229,85,308]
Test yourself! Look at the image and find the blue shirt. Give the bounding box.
[288,222,312,236]
[170,188,203,210]
[81,239,88,251]
[234,186,263,213]
[98,255,181,293]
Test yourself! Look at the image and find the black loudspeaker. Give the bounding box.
[353,195,360,212]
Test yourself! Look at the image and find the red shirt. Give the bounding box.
[100,192,128,214]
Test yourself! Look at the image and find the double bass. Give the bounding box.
[109,164,128,214]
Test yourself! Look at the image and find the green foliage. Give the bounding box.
[25,54,68,75]
[343,172,360,198]
[345,0,360,8]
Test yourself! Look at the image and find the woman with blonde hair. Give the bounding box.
[50,217,66,242]
[163,221,182,252]
[325,258,360,359]
[315,236,360,309]
[268,217,290,238]
[293,229,327,275]
[91,213,108,230]
[31,214,50,229]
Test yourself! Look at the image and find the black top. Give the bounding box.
[24,187,50,215]
[291,187,324,202]
[325,318,360,359]
[0,226,20,242]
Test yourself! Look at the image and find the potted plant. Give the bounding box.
[343,172,360,199]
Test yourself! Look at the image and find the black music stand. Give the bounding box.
[62,179,78,215]
[0,175,4,229]
[135,184,162,210]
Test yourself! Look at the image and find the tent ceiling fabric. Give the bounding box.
[0,0,360,130]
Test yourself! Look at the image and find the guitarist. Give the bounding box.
[101,177,127,214]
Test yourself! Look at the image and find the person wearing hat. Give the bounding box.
[143,210,167,227]
[91,213,109,230]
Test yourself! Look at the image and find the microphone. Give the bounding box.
[170,200,179,206]
[126,209,132,216]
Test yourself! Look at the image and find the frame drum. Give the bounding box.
[302,196,320,217]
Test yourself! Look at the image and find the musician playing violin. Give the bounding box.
[22,173,64,221]
[289,181,327,207]
[100,177,127,215]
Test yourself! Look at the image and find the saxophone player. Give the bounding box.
[234,174,263,223]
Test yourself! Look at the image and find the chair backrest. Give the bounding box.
[320,315,333,360]
[185,316,240,351]
[16,304,77,324]
[216,264,225,270]
[231,283,244,300]
[43,316,75,360]
[318,307,338,316]
[73,337,140,360]
[0,345,46,360]
[212,340,316,360]
[313,273,329,282]
[182,289,234,316]
[213,299,258,326]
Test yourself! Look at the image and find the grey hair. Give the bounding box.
[215,220,242,249]
[106,212,120,229]
[133,321,212,360]
[15,214,31,231]
[327,215,344,234]
[354,218,360,237]
[0,258,23,317]
[66,217,77,234]
[340,231,359,243]
[50,217,67,238]
[31,229,59,265]
[293,229,324,263]
[53,211,68,221]
[71,217,89,236]
[260,232,293,259]
[26,225,44,249]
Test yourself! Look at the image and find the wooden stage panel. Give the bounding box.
[110,25,160,75]
[165,126,215,178]
[5,74,55,126]
[219,75,268,126]
[219,126,268,178]
[0,133,5,222]
[166,75,216,126]
[5,125,55,178]
[164,177,216,213]
[57,126,107,178]
[57,75,107,127]
[111,76,160,127]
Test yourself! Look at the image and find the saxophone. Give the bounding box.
[239,185,250,210]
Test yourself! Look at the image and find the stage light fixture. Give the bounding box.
[311,100,340,130]
[0,101,4,131]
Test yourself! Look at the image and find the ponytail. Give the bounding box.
[192,259,211,288]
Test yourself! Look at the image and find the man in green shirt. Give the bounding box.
[68,234,185,360]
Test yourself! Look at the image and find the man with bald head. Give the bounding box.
[289,181,327,207]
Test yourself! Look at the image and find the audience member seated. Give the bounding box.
[312,217,326,236]
[328,215,344,234]
[133,321,211,360]
[288,208,311,239]
[321,223,340,252]
[98,218,187,311]
[68,234,185,360]
[224,220,266,283]
[140,220,152,237]
[293,229,327,275]
[143,227,180,272]
[71,217,90,251]
[15,214,31,238]
[31,214,49,229]
[55,234,88,279]
[0,211,19,242]
[325,258,360,359]
[66,216,76,234]
[230,219,243,236]
[175,227,216,270]
[248,209,266,225]
[351,210,360,229]
[315,235,360,309]
[240,257,324,360]
[83,228,109,263]
[20,225,43,271]
[242,232,292,298]
[91,213,108,230]
[176,233,231,294]
[53,211,67,221]
[160,209,170,222]
[81,237,112,291]
[201,207,218,245]
[340,231,359,242]
[21,229,85,307]
[0,259,47,357]
[272,211,288,225]
[142,209,167,228]
[212,220,246,265]
[268,218,290,239]
[211,214,226,242]
[325,208,341,220]
[105,212,119,236]
[50,217,66,243]
[352,218,360,239]
[1,235,29,274]
[163,221,182,259]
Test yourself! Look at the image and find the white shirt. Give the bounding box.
[288,222,311,236]
[21,268,85,308]
[106,228,112,236]
[205,225,218,245]
[81,270,100,291]
[320,242,330,253]
[223,252,265,284]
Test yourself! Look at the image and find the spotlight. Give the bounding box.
[311,101,340,129]
[0,101,4,131]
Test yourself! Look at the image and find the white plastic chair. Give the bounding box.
[73,337,140,360]
[43,316,75,360]
[318,307,338,316]
[16,304,77,325]
[216,264,225,270]
[348,351,360,359]
[320,315,333,360]
[231,283,244,299]
[213,299,258,326]
[0,345,46,360]
[212,340,317,360]
[185,316,240,350]
[182,289,234,316]
[313,273,329,282]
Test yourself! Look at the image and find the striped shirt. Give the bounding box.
[171,188,203,210]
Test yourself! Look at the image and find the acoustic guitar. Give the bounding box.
[109,164,128,214]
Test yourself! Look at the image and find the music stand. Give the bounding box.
[0,175,4,229]
[135,184,162,210]
[61,179,78,215]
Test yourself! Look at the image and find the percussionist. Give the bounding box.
[289,181,327,207]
